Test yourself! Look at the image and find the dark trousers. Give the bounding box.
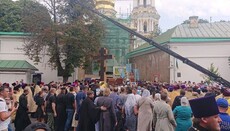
[115,111,125,131]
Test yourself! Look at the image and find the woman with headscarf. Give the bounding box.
[96,88,117,131]
[152,92,176,131]
[124,87,137,131]
[173,97,192,131]
[136,89,154,131]
[154,93,161,101]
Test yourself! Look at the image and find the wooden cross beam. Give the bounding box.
[96,48,113,81]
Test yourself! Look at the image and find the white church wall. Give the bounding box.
[169,41,230,83]
[0,36,75,84]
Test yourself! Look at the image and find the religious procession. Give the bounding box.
[0,79,230,131]
[1,0,230,131]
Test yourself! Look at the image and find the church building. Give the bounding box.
[127,16,230,83]
[131,0,160,49]
[0,32,78,84]
[0,0,161,83]
[94,0,160,79]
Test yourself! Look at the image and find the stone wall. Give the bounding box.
[130,50,170,82]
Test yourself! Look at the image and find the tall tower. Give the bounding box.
[131,0,160,38]
[95,0,117,17]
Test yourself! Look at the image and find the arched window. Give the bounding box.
[144,0,147,7]
[144,21,147,32]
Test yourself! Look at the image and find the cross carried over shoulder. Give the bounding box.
[95,48,113,81]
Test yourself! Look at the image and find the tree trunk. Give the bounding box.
[63,76,69,83]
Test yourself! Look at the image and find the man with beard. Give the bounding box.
[78,90,106,131]
[15,88,31,131]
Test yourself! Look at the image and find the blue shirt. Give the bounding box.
[76,91,86,113]
[219,112,230,131]
[109,92,122,112]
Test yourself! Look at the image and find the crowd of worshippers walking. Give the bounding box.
[0,80,230,131]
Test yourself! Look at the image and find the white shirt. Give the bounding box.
[0,98,11,130]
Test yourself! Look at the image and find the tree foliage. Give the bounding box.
[22,0,105,82]
[0,0,23,32]
[203,63,220,84]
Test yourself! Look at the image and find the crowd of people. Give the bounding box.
[0,79,230,131]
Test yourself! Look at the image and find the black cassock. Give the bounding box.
[78,97,101,131]
[15,94,31,131]
[55,93,67,131]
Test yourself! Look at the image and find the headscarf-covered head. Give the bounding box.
[154,93,161,101]
[125,94,136,116]
[181,97,189,106]
[142,89,150,97]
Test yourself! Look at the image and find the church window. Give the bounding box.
[144,0,147,7]
[177,72,181,77]
[144,21,147,32]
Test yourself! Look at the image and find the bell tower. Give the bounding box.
[131,0,160,37]
[95,0,117,17]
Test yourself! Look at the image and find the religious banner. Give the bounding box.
[113,66,126,78]
[126,64,132,73]
[134,69,140,81]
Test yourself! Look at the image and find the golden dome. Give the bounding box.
[95,0,115,10]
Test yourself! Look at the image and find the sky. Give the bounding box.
[115,0,230,32]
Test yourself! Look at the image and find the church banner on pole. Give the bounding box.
[113,66,126,78]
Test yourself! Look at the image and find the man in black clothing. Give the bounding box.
[188,96,222,131]
[55,87,67,131]
[46,88,57,131]
[64,86,75,131]
[15,88,31,131]
[78,90,106,131]
[172,89,185,110]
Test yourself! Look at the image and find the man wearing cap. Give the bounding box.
[216,98,230,131]
[188,96,222,131]
[216,88,230,115]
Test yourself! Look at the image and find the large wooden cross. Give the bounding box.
[96,48,112,81]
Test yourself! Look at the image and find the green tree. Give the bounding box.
[203,63,220,84]
[22,0,105,82]
[0,0,23,32]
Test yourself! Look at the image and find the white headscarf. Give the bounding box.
[125,94,136,116]
[142,89,150,97]
[181,97,189,106]
[154,93,161,101]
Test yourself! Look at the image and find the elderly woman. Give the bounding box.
[96,88,117,131]
[124,87,137,131]
[173,97,192,131]
[136,89,154,131]
[152,92,176,131]
[154,93,161,101]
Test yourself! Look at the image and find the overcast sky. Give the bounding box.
[115,0,230,32]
